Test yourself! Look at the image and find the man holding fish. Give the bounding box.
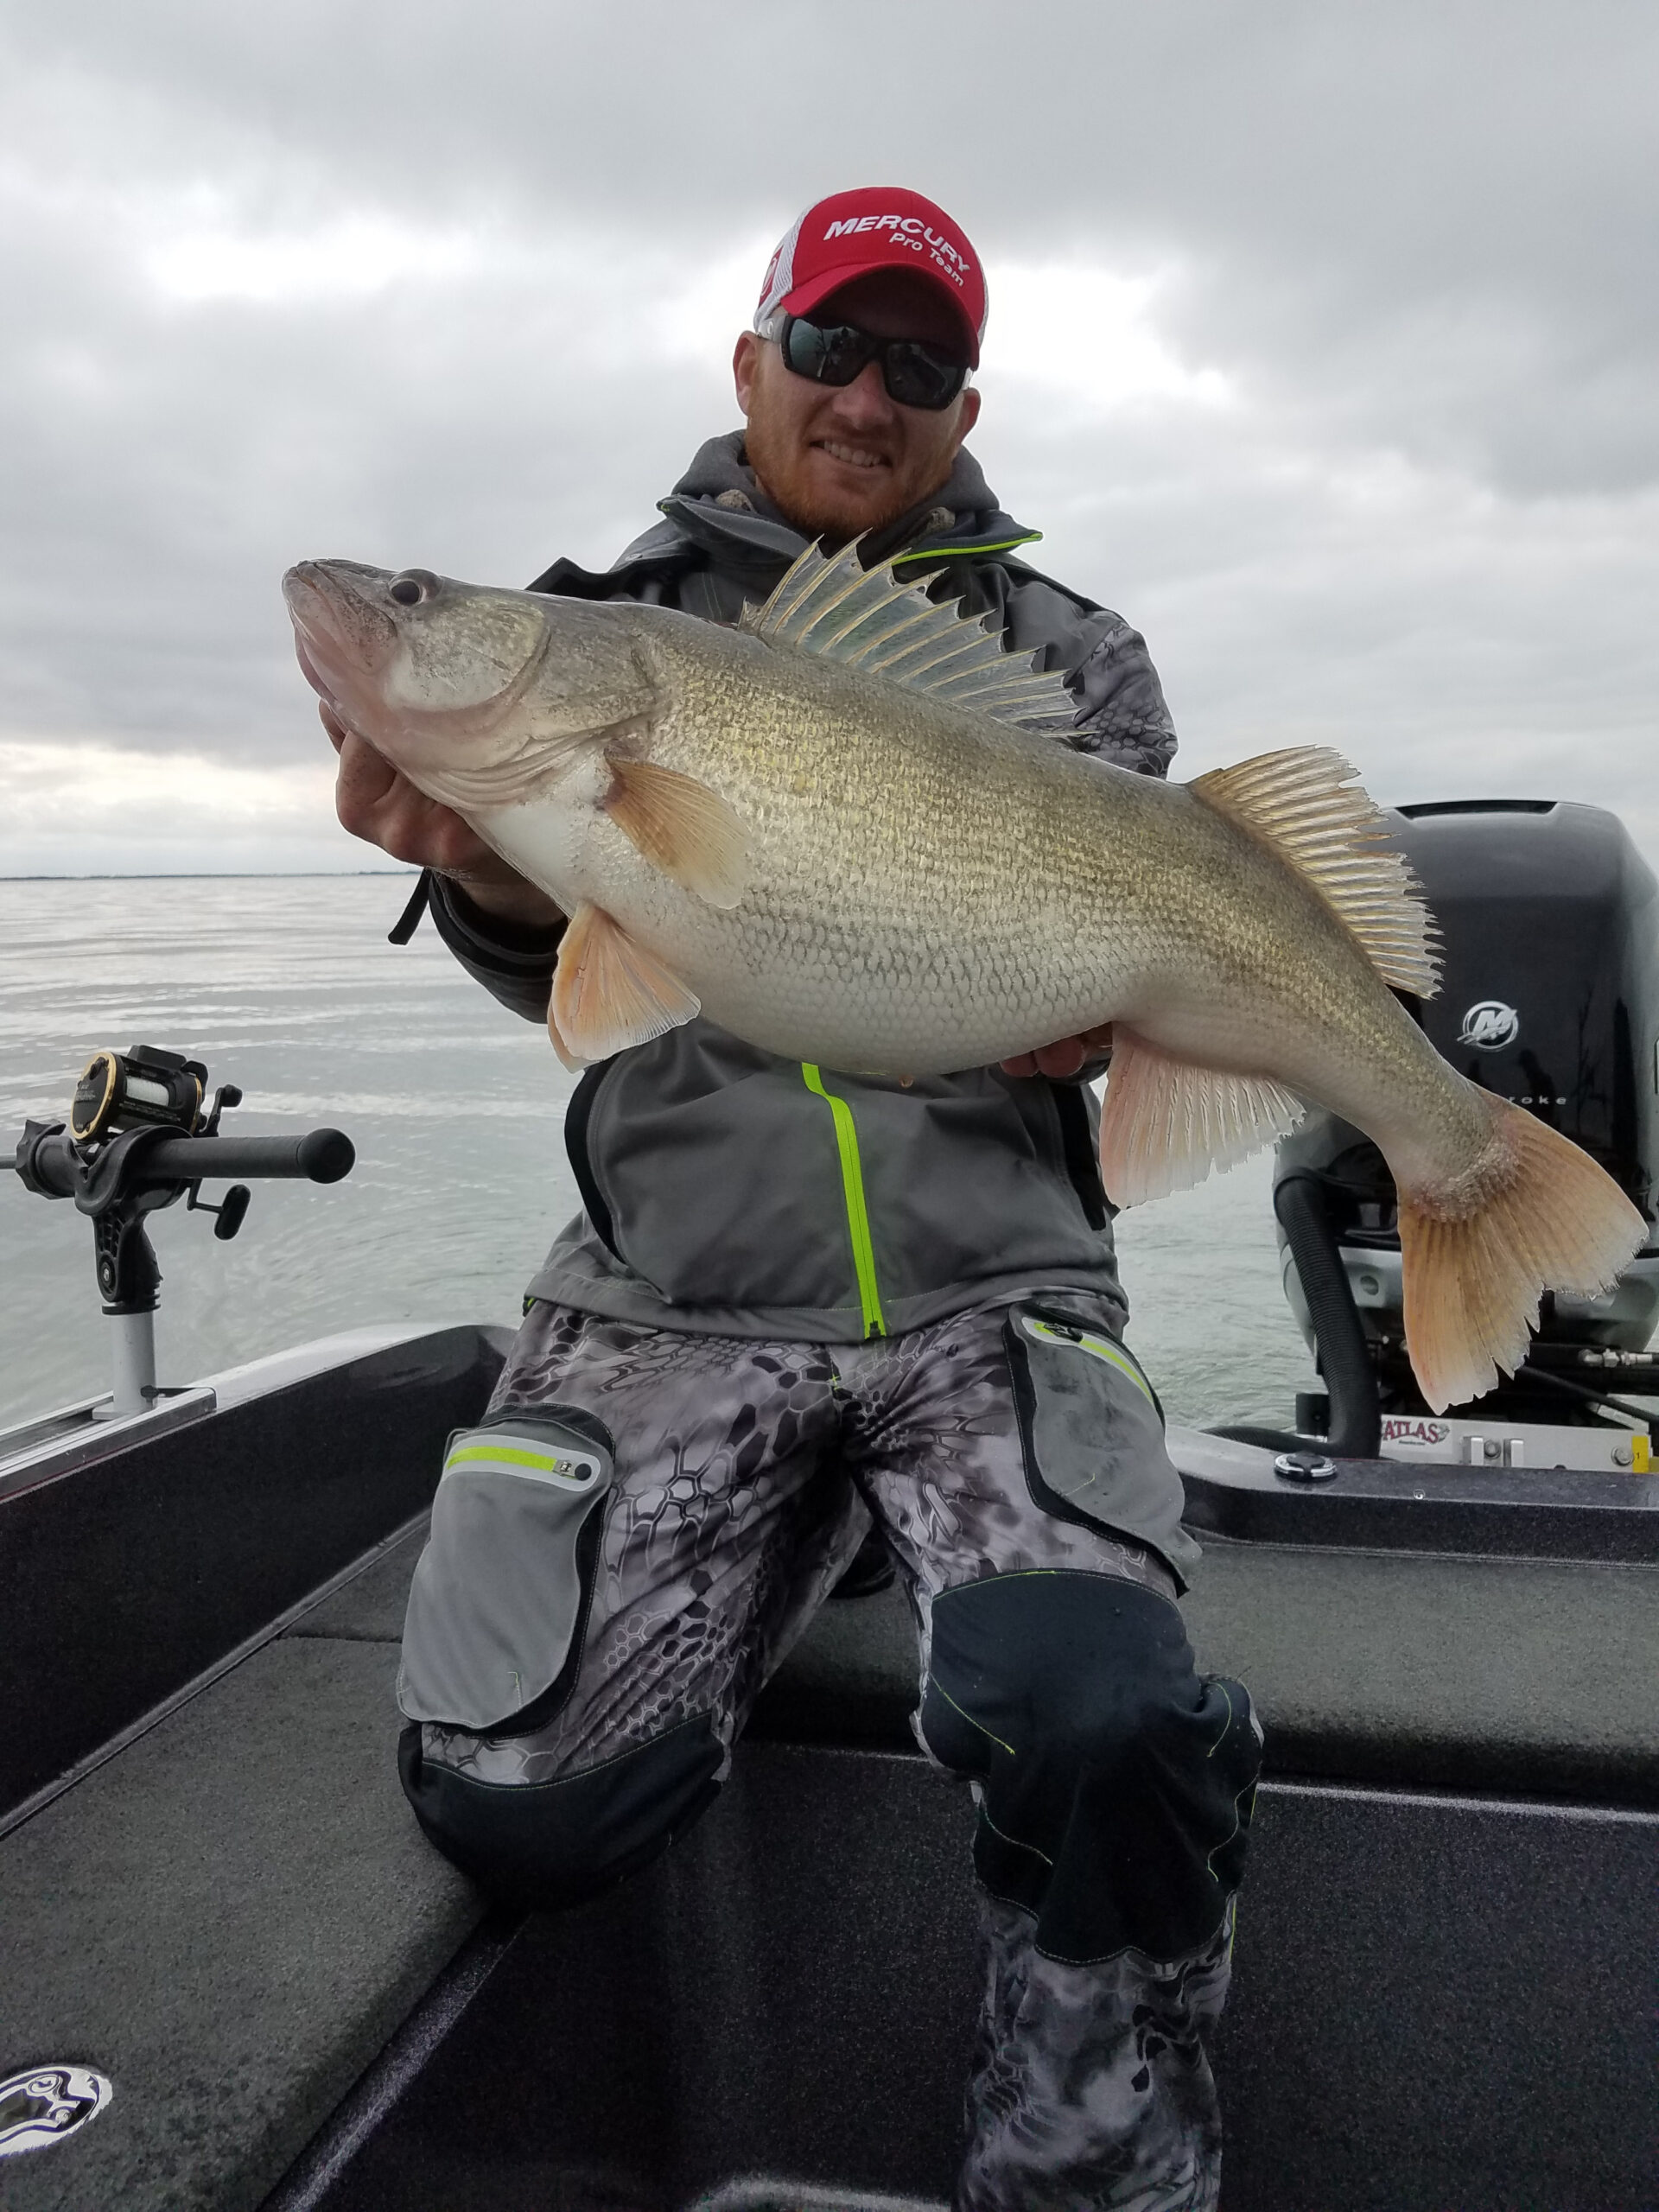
[296,186,1639,2210]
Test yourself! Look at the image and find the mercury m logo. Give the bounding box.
[1457,1000,1520,1050]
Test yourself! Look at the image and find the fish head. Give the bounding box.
[283,560,658,809]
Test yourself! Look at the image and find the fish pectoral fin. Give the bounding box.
[1098,1032,1303,1207]
[551,901,702,1060]
[603,758,747,909]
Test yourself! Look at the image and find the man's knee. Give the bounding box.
[398,1713,724,1909]
[394,1404,731,1909]
[919,1572,1261,1963]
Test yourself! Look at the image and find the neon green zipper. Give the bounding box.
[890,531,1043,566]
[801,1064,887,1338]
[448,1444,570,1475]
[1021,1316,1159,1408]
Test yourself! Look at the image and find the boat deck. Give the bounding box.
[3,1324,1655,2209]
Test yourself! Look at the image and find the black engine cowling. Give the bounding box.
[1275,799,1659,1416]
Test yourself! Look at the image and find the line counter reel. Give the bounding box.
[6,1046,354,1421]
[69,1044,211,1147]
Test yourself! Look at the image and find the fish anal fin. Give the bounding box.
[1189,747,1440,1000]
[1099,1032,1303,1207]
[603,757,747,909]
[550,900,701,1061]
[741,538,1075,728]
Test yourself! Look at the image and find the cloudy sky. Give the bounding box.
[2,0,1654,874]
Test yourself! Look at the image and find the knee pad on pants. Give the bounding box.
[919,1572,1260,1964]
[398,1712,724,1910]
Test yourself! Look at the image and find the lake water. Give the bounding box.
[0,875,1317,1435]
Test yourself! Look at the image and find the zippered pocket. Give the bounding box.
[397,1411,613,1732]
[1003,1303,1190,1579]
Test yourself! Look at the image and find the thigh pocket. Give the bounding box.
[397,1411,613,1732]
[1004,1305,1197,1583]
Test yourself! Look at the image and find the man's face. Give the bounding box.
[734,270,982,543]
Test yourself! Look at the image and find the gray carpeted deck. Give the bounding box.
[289,1521,429,1643]
[1182,1537,1659,1800]
[6,1511,1650,2209]
[289,1515,1659,1802]
[0,1637,483,2212]
[747,1536,1659,1802]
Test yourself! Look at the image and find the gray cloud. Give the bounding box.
[1,0,1654,868]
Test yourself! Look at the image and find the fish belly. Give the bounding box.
[474,736,1147,1074]
[474,697,1453,1103]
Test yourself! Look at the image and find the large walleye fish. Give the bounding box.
[285,542,1644,1412]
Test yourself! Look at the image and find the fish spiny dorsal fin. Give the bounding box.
[1189,747,1441,1000]
[740,539,1076,728]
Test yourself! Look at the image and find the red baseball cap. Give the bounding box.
[754,187,988,366]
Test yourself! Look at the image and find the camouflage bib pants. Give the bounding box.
[398,1294,1260,2212]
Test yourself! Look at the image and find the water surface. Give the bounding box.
[0,876,1316,1433]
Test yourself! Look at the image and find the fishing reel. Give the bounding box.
[69,1044,210,1146]
[8,1049,353,1417]
[60,1044,252,1252]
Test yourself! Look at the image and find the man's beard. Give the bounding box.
[744,418,916,544]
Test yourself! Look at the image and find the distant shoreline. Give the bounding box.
[0,870,421,881]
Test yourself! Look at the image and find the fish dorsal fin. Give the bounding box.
[1189,747,1441,999]
[740,538,1076,727]
[1099,1033,1304,1207]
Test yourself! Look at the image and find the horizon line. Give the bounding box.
[0,869,422,881]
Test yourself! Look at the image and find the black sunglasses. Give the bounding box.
[772,313,970,412]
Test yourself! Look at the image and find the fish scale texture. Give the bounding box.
[463,577,1460,1141]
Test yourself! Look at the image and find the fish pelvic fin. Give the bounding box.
[740,538,1076,727]
[546,995,584,1071]
[550,901,701,1062]
[1396,1093,1647,1413]
[604,756,747,908]
[1189,747,1440,1000]
[1098,1031,1304,1206]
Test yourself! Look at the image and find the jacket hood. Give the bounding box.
[613,429,1041,581]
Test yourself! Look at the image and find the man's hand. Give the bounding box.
[322,702,564,931]
[1001,1024,1114,1079]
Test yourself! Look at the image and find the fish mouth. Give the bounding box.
[283,561,400,735]
[283,557,658,812]
[282,558,562,798]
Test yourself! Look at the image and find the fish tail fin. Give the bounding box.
[1396,1093,1646,1413]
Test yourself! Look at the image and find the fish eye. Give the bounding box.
[389,569,438,607]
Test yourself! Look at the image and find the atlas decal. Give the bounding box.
[1380,1416,1452,1450]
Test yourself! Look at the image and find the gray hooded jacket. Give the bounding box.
[416,434,1179,1342]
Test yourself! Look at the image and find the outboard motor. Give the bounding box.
[1274,800,1659,1459]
